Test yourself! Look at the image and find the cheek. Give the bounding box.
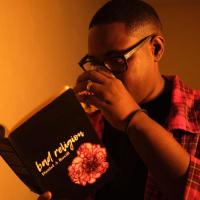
[119,68,144,102]
[122,54,150,84]
[118,53,156,102]
[130,50,155,81]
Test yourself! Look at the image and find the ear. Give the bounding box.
[151,35,165,62]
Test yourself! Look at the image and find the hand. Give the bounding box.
[37,191,52,200]
[74,70,140,130]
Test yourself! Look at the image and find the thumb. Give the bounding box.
[38,191,52,200]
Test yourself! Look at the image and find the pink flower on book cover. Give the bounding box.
[68,143,109,186]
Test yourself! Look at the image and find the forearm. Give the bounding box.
[127,111,190,199]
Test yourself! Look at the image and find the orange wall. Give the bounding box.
[148,1,200,89]
[0,1,106,200]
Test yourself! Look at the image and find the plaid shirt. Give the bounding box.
[89,75,200,200]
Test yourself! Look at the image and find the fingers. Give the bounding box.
[76,70,114,85]
[74,70,118,112]
[37,191,52,200]
[77,80,109,104]
[75,70,115,95]
[74,70,113,102]
[85,81,110,103]
[79,93,108,112]
[97,69,115,78]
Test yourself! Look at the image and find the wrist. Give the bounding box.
[124,108,148,133]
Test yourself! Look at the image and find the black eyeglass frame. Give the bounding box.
[79,34,156,74]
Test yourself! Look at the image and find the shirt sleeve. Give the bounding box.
[184,155,200,200]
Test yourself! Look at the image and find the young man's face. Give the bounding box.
[88,22,164,104]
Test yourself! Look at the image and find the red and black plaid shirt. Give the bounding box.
[89,75,200,200]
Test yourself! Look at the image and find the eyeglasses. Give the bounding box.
[79,34,155,75]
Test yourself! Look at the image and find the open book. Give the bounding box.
[0,87,115,200]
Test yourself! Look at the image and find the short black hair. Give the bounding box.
[89,0,162,33]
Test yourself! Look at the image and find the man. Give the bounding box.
[39,0,200,199]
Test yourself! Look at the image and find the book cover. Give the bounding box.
[0,87,115,200]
